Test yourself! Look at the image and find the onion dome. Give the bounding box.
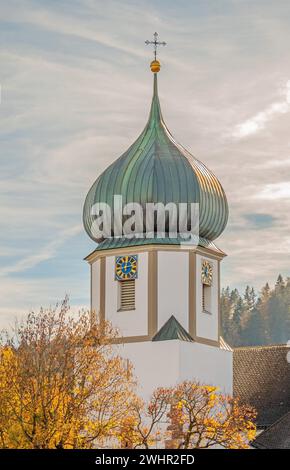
[83,63,228,246]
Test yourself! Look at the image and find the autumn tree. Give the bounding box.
[167,381,256,449]
[118,382,256,449]
[118,388,172,449]
[0,298,135,449]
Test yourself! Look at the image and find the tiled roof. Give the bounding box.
[253,411,290,449]
[152,315,194,342]
[233,344,290,427]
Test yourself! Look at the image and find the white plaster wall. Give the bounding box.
[118,341,180,399]
[178,341,232,394]
[105,252,148,337]
[157,251,189,330]
[195,254,219,341]
[91,259,100,314]
[118,340,232,399]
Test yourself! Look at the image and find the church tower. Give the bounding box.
[83,35,232,396]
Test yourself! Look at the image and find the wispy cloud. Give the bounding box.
[232,81,290,138]
[2,0,290,323]
[0,225,82,276]
[255,182,290,200]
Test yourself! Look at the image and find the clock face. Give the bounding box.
[115,255,138,281]
[201,260,213,286]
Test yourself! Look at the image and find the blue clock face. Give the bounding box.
[121,261,132,274]
[115,255,138,280]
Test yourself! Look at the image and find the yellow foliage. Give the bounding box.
[0,300,136,449]
[0,301,257,450]
[167,381,256,449]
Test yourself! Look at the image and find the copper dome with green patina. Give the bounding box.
[83,73,228,245]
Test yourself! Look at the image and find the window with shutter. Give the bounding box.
[202,283,212,313]
[118,280,136,311]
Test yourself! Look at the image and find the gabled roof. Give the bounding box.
[233,344,290,427]
[253,411,290,449]
[152,315,194,342]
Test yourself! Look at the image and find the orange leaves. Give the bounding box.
[165,381,257,449]
[0,299,135,449]
[116,382,256,450]
[117,387,172,449]
[0,299,256,449]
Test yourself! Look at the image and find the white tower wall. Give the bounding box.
[88,245,233,396]
[157,251,189,330]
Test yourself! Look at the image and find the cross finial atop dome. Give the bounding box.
[83,46,228,245]
[145,32,166,73]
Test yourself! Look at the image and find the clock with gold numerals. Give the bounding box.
[115,255,138,281]
[201,260,213,286]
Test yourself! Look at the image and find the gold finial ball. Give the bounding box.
[150,60,161,73]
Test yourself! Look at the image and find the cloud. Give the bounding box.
[232,81,290,138]
[2,0,290,323]
[255,182,290,200]
[0,277,89,329]
[0,225,82,277]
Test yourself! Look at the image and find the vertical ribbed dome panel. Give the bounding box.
[83,74,228,243]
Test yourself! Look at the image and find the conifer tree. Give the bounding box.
[221,276,290,346]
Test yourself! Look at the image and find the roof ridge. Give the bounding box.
[234,344,290,351]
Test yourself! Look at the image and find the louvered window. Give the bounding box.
[118,280,135,311]
[202,284,211,313]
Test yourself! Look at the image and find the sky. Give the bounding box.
[1,0,290,327]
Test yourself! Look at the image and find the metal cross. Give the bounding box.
[145,32,166,60]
